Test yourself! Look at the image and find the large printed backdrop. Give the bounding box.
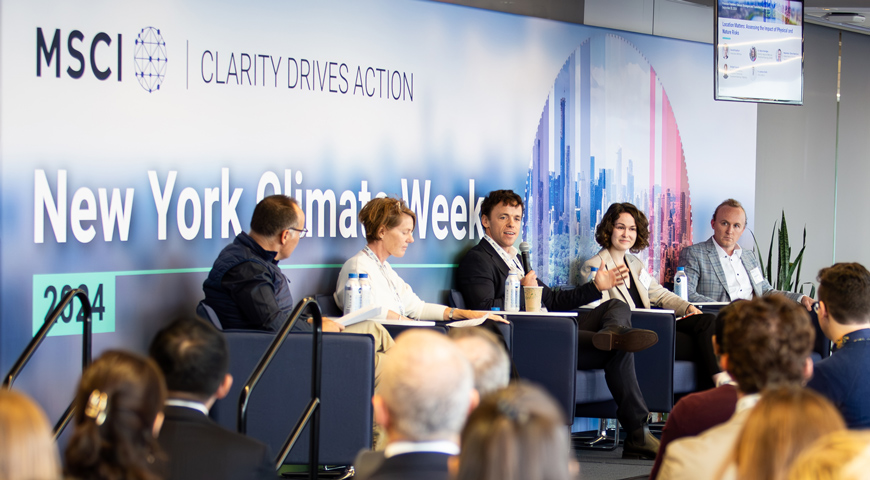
[1,0,757,416]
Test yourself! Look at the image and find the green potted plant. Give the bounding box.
[750,211,815,298]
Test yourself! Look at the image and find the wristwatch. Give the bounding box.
[448,308,456,320]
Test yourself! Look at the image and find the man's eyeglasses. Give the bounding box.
[287,227,308,236]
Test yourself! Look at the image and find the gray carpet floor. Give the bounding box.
[573,440,654,480]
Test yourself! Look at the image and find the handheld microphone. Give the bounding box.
[519,242,532,274]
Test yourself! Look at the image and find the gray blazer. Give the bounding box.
[581,249,691,317]
[677,237,802,303]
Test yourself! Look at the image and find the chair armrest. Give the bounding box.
[508,314,578,424]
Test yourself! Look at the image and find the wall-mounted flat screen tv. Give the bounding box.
[715,0,804,105]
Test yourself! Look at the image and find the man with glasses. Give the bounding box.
[202,194,391,350]
[807,263,870,428]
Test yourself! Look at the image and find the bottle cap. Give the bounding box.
[677,267,685,271]
[348,273,359,278]
[591,267,598,272]
[492,307,501,311]
[359,273,369,278]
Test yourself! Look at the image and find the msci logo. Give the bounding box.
[36,26,167,93]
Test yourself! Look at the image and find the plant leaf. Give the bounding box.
[766,221,776,283]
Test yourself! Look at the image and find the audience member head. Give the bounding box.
[721,295,814,394]
[248,195,305,261]
[480,190,524,219]
[448,327,511,397]
[733,386,845,480]
[455,382,574,480]
[787,430,870,480]
[149,317,232,406]
[65,350,167,480]
[816,262,870,329]
[373,329,475,444]
[359,197,416,244]
[594,202,650,253]
[0,389,61,480]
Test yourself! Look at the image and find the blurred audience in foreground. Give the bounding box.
[454,381,577,480]
[729,386,845,480]
[0,389,61,480]
[64,350,167,480]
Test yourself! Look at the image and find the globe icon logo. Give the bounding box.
[133,27,167,93]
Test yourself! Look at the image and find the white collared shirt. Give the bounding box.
[712,239,753,301]
[165,398,210,416]
[483,235,524,274]
[383,440,459,458]
[735,392,761,414]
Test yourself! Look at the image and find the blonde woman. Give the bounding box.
[729,386,845,480]
[0,389,61,480]
[787,430,870,480]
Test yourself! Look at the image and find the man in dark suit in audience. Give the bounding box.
[456,189,660,459]
[150,317,277,480]
[354,329,477,480]
[807,262,870,428]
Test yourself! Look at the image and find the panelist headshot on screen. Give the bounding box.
[777,49,782,62]
[722,43,729,59]
[723,64,729,79]
[750,47,757,62]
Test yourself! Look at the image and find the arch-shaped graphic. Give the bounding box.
[525,34,693,286]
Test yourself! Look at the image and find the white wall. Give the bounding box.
[832,32,870,265]
[755,25,840,293]
[584,0,713,43]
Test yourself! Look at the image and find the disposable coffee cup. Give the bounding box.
[523,286,543,312]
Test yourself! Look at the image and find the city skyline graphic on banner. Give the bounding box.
[525,34,693,286]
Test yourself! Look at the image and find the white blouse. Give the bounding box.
[333,248,446,320]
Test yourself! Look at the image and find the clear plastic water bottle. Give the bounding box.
[674,267,688,302]
[344,273,361,315]
[359,273,372,308]
[505,272,521,312]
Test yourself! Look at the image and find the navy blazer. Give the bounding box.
[807,328,870,429]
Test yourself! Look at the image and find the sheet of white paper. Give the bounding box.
[336,305,385,326]
[447,316,489,328]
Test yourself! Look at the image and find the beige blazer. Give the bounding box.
[580,248,691,317]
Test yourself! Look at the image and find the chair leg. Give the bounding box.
[571,418,620,451]
[281,466,354,479]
